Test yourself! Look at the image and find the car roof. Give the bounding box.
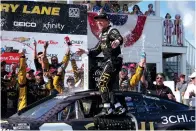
[60,90,189,107]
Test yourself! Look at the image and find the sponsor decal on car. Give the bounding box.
[142,95,160,101]
[161,114,195,124]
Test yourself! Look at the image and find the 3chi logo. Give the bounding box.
[0,18,6,27]
[69,8,80,18]
[13,21,36,28]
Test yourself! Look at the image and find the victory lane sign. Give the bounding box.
[1,1,87,35]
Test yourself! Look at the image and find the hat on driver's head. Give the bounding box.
[94,13,109,20]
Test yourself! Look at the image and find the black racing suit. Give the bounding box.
[88,25,123,104]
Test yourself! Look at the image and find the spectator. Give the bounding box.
[26,67,35,80]
[146,73,176,100]
[81,1,92,11]
[17,50,52,111]
[71,59,84,88]
[33,39,45,71]
[173,72,180,89]
[173,14,182,46]
[176,74,188,104]
[115,4,121,13]
[128,63,136,78]
[66,76,75,90]
[102,0,112,13]
[6,71,18,117]
[122,4,130,14]
[1,61,8,78]
[163,13,173,45]
[1,63,18,118]
[119,65,130,91]
[53,67,66,94]
[144,4,155,16]
[130,5,143,16]
[92,0,102,12]
[184,72,196,107]
[34,70,50,100]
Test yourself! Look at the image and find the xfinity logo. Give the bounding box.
[43,22,64,31]
[13,21,36,27]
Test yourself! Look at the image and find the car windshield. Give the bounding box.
[15,96,65,119]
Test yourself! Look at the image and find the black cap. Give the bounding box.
[1,61,6,66]
[94,13,109,20]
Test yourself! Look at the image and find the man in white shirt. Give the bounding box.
[184,72,196,107]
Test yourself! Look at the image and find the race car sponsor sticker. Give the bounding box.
[13,123,30,130]
[125,96,132,101]
[55,96,68,99]
[142,95,160,101]
[161,114,195,124]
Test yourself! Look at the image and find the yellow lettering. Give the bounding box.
[31,6,40,14]
[23,5,30,14]
[139,122,154,131]
[10,4,19,12]
[41,6,51,15]
[84,123,95,130]
[51,7,60,16]
[149,122,154,130]
[0,4,10,12]
[141,122,146,130]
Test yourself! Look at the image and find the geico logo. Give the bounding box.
[13,21,36,27]
[38,40,58,45]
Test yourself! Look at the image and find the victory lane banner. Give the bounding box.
[1,1,87,35]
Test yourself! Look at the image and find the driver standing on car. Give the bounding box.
[76,13,124,116]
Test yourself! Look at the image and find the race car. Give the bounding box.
[1,90,195,130]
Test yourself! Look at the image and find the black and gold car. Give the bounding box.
[1,90,195,130]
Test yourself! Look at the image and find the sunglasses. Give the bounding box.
[156,77,163,80]
[121,68,127,72]
[67,79,74,82]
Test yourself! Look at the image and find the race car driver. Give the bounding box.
[76,13,145,116]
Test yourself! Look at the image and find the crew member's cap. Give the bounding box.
[49,68,57,74]
[94,13,109,20]
[129,63,136,68]
[179,74,185,78]
[1,61,6,66]
[189,72,196,78]
[26,68,34,73]
[35,70,43,76]
[67,76,74,82]
[7,72,13,78]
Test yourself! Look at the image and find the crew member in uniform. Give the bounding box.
[76,13,125,116]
